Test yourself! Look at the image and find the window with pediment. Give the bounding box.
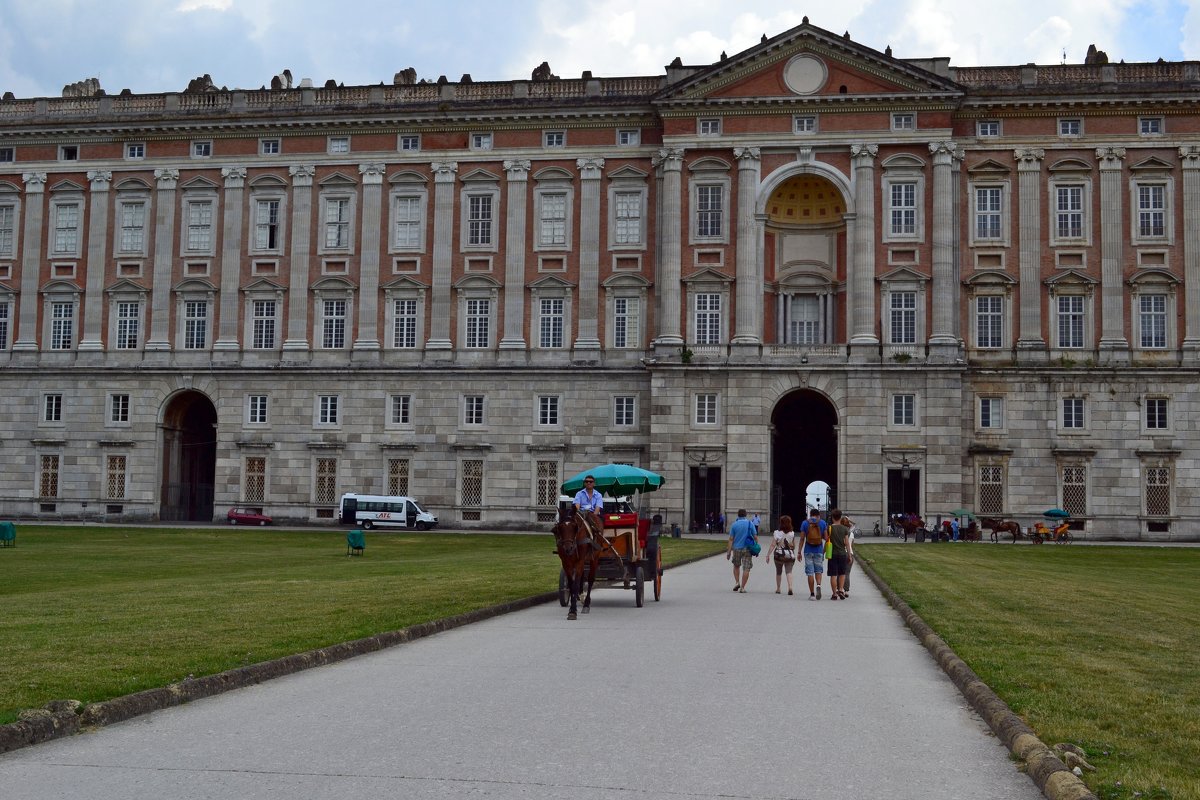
[249,176,288,255]
[881,155,926,244]
[388,171,428,253]
[608,166,649,250]
[1127,269,1178,351]
[317,174,357,255]
[105,281,147,351]
[173,279,215,351]
[1047,271,1097,351]
[460,169,500,252]
[533,167,573,252]
[454,275,499,350]
[180,177,219,257]
[384,277,427,350]
[688,158,731,245]
[604,273,649,350]
[880,268,928,347]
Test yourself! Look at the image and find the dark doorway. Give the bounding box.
[886,468,921,518]
[689,466,722,533]
[160,391,217,522]
[770,390,838,525]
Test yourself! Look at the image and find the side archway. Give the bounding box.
[770,389,839,524]
[159,390,218,522]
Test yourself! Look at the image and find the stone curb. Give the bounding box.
[856,556,1099,800]
[0,547,717,756]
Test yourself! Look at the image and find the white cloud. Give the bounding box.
[177,0,233,10]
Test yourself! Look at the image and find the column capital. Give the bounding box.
[22,172,47,192]
[1179,145,1200,166]
[1095,146,1126,169]
[928,140,956,164]
[576,157,605,179]
[289,164,316,185]
[850,143,878,165]
[221,166,247,188]
[154,168,179,189]
[87,170,112,190]
[733,146,761,164]
[358,163,386,184]
[503,159,531,179]
[431,161,459,182]
[1014,148,1045,169]
[653,147,685,171]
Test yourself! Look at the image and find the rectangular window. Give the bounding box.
[975,187,1002,240]
[464,395,485,426]
[460,458,483,516]
[695,393,718,425]
[889,292,916,344]
[696,185,723,238]
[538,395,560,426]
[261,138,281,155]
[243,456,266,503]
[59,145,79,161]
[399,135,421,151]
[471,132,493,150]
[387,458,410,496]
[0,146,14,162]
[390,394,411,425]
[255,199,281,250]
[536,460,559,511]
[465,298,490,348]
[314,457,337,504]
[890,183,916,235]
[1057,295,1084,348]
[115,301,140,349]
[324,199,351,249]
[978,465,1004,514]
[1056,185,1084,238]
[539,192,567,247]
[539,298,564,348]
[125,143,145,160]
[1062,466,1087,516]
[43,393,63,422]
[252,299,277,349]
[544,131,565,148]
[1139,294,1167,348]
[186,201,214,251]
[977,120,1000,137]
[0,203,14,256]
[698,118,721,135]
[322,299,346,349]
[892,394,915,426]
[1137,185,1165,238]
[192,140,212,158]
[1139,117,1162,135]
[694,293,721,345]
[1062,397,1085,429]
[39,454,60,498]
[788,295,820,344]
[0,301,8,350]
[617,129,639,146]
[393,196,422,248]
[318,395,340,425]
[106,455,128,500]
[184,300,207,349]
[1146,398,1168,430]
[614,191,643,245]
[53,203,80,255]
[51,301,74,350]
[468,194,493,246]
[248,395,268,425]
[118,202,146,252]
[1145,466,1171,516]
[976,296,1003,348]
[328,136,350,154]
[979,397,1004,429]
[892,113,915,130]
[613,396,636,427]
[110,393,130,424]
[1059,119,1082,136]
[613,297,639,349]
[793,115,817,134]
[392,298,417,348]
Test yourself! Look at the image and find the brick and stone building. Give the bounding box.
[0,21,1195,537]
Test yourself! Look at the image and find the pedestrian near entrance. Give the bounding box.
[842,515,857,597]
[799,508,827,599]
[764,514,797,595]
[726,509,757,593]
[951,518,961,542]
[827,509,852,600]
[752,512,761,534]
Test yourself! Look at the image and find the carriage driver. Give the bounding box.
[573,476,610,551]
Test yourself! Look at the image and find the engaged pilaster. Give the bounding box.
[78,170,112,352]
[928,141,958,358]
[499,159,530,352]
[653,148,684,348]
[849,143,879,355]
[353,163,386,354]
[574,157,604,351]
[1097,147,1129,361]
[427,161,458,351]
[213,167,246,355]
[144,168,179,351]
[12,172,46,352]
[1014,148,1046,358]
[283,165,315,356]
[1181,146,1200,362]
[731,147,762,347]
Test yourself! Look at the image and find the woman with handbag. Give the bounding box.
[764,514,797,595]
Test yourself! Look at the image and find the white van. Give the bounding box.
[338,493,438,530]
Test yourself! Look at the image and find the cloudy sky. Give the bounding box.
[0,0,1194,98]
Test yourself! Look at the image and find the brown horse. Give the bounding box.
[899,516,926,541]
[980,517,1022,543]
[552,508,602,620]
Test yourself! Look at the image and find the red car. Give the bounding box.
[227,507,272,526]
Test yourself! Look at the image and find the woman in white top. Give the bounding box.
[764,514,797,595]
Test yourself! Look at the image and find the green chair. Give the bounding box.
[346,529,365,556]
[0,521,15,547]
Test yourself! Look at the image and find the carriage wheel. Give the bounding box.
[558,569,569,607]
[634,565,645,608]
[653,548,662,601]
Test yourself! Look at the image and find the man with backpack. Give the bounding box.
[799,508,828,600]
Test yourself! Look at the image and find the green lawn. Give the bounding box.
[0,526,725,726]
[858,543,1199,800]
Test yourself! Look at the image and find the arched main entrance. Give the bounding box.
[770,390,838,523]
[160,391,217,521]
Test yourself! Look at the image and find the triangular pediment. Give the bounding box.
[1129,156,1174,173]
[50,179,85,193]
[242,278,286,293]
[528,274,574,290]
[656,21,961,106]
[681,267,733,285]
[382,276,429,291]
[318,172,357,187]
[459,168,500,183]
[608,165,649,181]
[967,159,1011,175]
[879,266,929,283]
[1045,269,1098,286]
[180,176,218,191]
[104,278,149,295]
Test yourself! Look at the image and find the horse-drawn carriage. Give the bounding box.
[980,510,1073,543]
[553,465,665,619]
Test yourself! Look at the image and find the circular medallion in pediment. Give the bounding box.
[783,54,828,95]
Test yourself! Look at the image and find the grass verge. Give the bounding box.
[857,543,1199,800]
[0,526,725,725]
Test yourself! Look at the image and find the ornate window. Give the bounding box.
[1144,464,1171,517]
[243,456,266,503]
[39,454,60,498]
[535,460,560,521]
[1062,466,1087,516]
[460,459,484,520]
[314,458,338,505]
[106,455,128,500]
[387,458,410,496]
[978,464,1004,515]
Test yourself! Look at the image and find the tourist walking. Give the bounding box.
[799,508,827,599]
[841,515,857,598]
[827,509,852,600]
[951,517,961,542]
[726,509,758,593]
[764,514,797,595]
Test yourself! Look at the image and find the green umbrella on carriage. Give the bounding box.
[561,464,665,496]
[1043,508,1071,519]
[949,508,976,519]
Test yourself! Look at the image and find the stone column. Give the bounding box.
[427,161,458,351]
[951,149,964,345]
[12,172,46,352]
[1180,146,1200,362]
[574,157,604,351]
[499,159,530,351]
[1097,147,1128,361]
[849,144,879,352]
[1014,148,1046,356]
[78,170,112,352]
[353,163,386,354]
[928,141,957,358]
[213,167,246,355]
[283,165,315,355]
[732,147,762,346]
[653,148,684,347]
[145,168,179,351]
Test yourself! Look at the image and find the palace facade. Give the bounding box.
[0,21,1196,538]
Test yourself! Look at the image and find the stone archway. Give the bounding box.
[160,390,217,521]
[770,389,839,523]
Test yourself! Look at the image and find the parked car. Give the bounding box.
[227,507,273,526]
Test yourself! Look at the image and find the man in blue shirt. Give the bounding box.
[726,509,758,593]
[573,476,608,551]
[799,508,828,600]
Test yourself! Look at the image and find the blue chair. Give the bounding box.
[346,529,365,556]
[0,521,15,548]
